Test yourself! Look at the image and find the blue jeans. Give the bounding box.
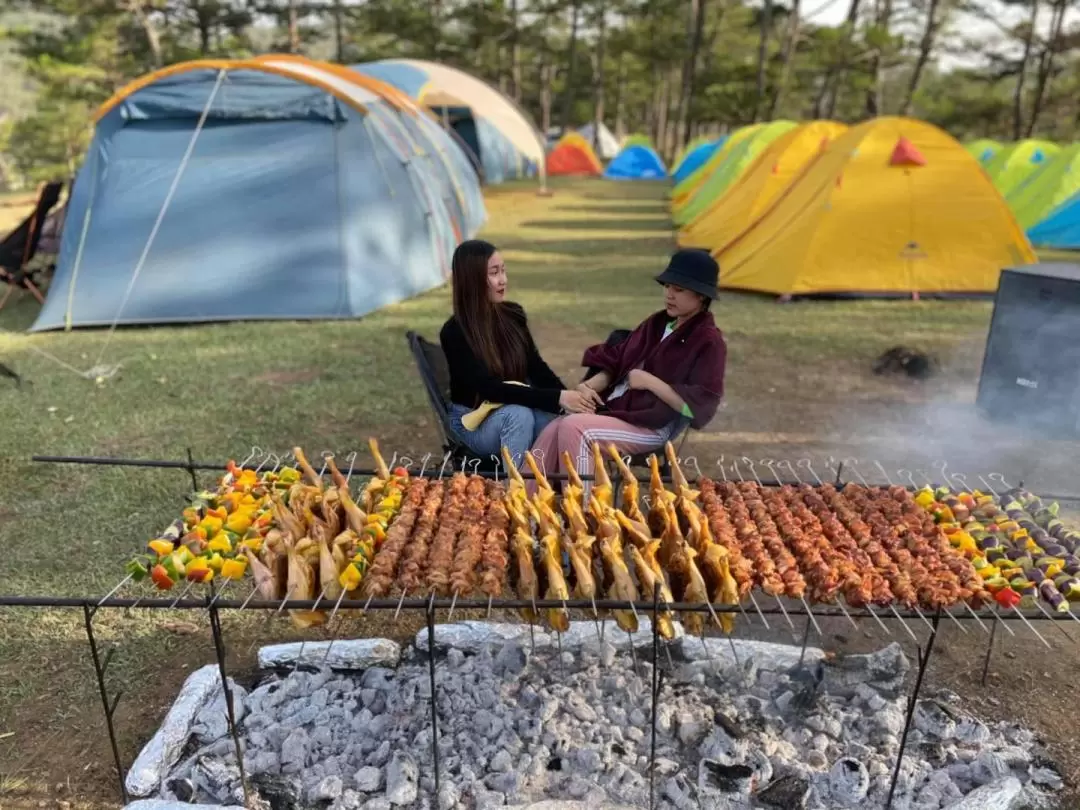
[449,403,558,466]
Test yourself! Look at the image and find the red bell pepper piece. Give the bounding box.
[993,587,1022,609]
[150,564,175,591]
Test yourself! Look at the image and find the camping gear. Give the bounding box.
[0,181,63,311]
[964,139,1002,165]
[712,117,1036,297]
[603,144,667,180]
[679,121,848,250]
[32,57,484,331]
[354,60,545,185]
[1028,190,1080,249]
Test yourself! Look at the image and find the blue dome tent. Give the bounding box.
[603,144,668,180]
[31,57,484,332]
[1028,192,1080,249]
[671,137,726,183]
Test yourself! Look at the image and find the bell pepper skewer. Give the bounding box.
[97,573,134,609]
[1034,599,1076,643]
[1013,606,1052,649]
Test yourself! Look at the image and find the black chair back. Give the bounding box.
[0,182,63,273]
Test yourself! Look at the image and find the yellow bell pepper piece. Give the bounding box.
[1046,563,1063,577]
[914,490,936,508]
[339,564,363,592]
[221,558,247,580]
[148,539,175,557]
[199,516,224,536]
[224,513,253,534]
[207,533,233,553]
[241,537,264,553]
[977,566,1001,580]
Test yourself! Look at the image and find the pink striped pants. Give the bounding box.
[530,414,667,480]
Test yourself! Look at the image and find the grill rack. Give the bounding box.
[18,447,1080,809]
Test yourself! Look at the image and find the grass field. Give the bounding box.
[1,178,1079,805]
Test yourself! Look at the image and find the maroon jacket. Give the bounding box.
[582,310,726,430]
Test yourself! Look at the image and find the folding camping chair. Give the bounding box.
[0,181,63,311]
[407,330,500,473]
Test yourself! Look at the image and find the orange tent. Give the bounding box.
[546,133,602,176]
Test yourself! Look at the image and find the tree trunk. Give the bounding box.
[1026,0,1066,136]
[864,0,892,116]
[195,5,212,56]
[539,54,554,134]
[655,71,671,156]
[592,0,608,150]
[753,0,774,121]
[333,0,344,62]
[559,0,582,132]
[676,0,707,148]
[820,0,862,118]
[1012,0,1039,140]
[899,0,942,116]
[767,0,801,119]
[431,0,443,60]
[612,52,628,138]
[509,0,522,102]
[127,0,164,67]
[286,0,300,53]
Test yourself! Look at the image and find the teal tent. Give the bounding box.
[603,145,667,180]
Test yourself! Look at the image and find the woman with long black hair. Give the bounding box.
[440,240,599,463]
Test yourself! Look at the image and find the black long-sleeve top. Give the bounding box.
[440,303,566,413]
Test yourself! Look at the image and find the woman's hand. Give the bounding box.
[575,383,605,408]
[559,389,597,414]
[626,369,659,392]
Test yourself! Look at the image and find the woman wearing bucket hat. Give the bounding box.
[531,248,726,479]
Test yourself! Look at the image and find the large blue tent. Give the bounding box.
[1028,192,1080,249]
[32,58,484,332]
[671,137,726,184]
[603,144,667,180]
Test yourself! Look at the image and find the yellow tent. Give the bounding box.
[671,124,763,205]
[715,117,1036,297]
[679,121,848,249]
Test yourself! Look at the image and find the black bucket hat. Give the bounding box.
[655,248,720,300]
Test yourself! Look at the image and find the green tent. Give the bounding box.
[985,139,1060,198]
[623,133,654,149]
[1006,143,1080,229]
[673,120,797,227]
[964,138,1002,165]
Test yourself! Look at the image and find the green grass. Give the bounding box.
[1,177,1075,802]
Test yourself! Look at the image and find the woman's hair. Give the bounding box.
[451,240,529,381]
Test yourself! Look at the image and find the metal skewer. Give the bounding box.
[1035,600,1076,643]
[238,585,260,610]
[800,597,823,636]
[939,605,968,635]
[964,603,991,633]
[798,458,823,485]
[909,603,936,633]
[1013,606,1052,649]
[207,579,232,611]
[890,604,920,643]
[867,605,892,635]
[775,596,796,631]
[716,456,727,483]
[874,461,895,486]
[393,590,407,621]
[780,459,802,484]
[741,457,762,486]
[843,458,868,486]
[485,595,493,620]
[835,599,859,631]
[97,574,134,609]
[447,591,459,622]
[168,581,196,609]
[989,603,1016,637]
[747,590,771,630]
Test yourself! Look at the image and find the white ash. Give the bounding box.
[153,630,1062,810]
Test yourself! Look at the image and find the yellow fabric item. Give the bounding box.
[714,117,1037,296]
[460,381,530,432]
[671,124,763,205]
[1006,143,1080,229]
[679,121,848,249]
[673,120,797,227]
[984,139,1060,198]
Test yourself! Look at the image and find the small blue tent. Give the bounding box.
[672,137,726,184]
[1028,192,1080,249]
[603,145,667,180]
[32,58,484,332]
